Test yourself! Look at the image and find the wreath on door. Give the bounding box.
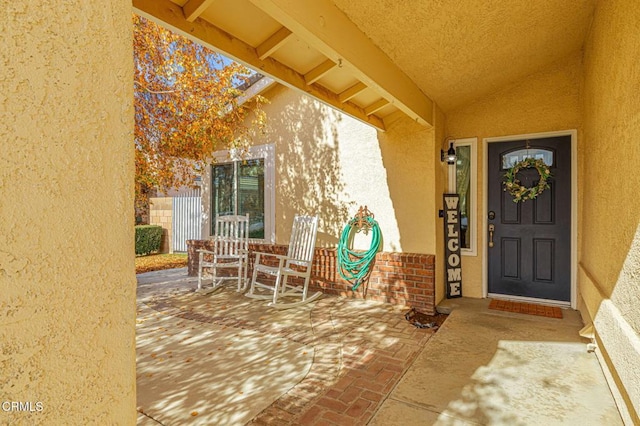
[503,157,551,203]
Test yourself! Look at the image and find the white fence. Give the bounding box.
[172,189,202,252]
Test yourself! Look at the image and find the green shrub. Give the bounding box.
[135,225,163,256]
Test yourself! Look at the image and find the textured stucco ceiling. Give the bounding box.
[332,0,596,111]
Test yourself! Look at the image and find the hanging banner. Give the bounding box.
[443,194,463,298]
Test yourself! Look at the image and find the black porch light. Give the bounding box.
[441,142,457,165]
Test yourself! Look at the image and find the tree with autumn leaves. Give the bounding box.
[133,15,267,214]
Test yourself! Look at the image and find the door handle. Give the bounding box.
[488,224,495,248]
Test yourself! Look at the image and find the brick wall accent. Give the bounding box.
[187,240,435,315]
[149,197,172,253]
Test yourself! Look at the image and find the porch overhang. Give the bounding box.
[133,0,436,131]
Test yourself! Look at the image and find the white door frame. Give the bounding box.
[482,129,578,309]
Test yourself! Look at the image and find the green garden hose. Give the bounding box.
[337,216,381,290]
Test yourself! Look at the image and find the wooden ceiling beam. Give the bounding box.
[256,27,294,60]
[304,59,336,85]
[364,99,389,116]
[133,0,386,131]
[182,0,216,22]
[248,0,434,127]
[338,82,367,103]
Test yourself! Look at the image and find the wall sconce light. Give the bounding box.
[441,142,456,165]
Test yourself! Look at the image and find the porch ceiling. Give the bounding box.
[334,0,596,112]
[133,0,596,131]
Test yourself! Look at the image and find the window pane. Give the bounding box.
[211,163,234,234]
[237,159,265,239]
[456,145,471,249]
[501,148,553,169]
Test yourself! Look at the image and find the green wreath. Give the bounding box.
[503,158,551,203]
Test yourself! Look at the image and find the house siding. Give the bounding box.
[202,84,446,296]
[207,84,441,255]
[0,1,136,423]
[445,53,583,298]
[581,0,640,422]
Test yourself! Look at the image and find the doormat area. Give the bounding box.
[488,299,563,319]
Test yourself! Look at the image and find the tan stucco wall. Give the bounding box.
[237,84,440,257]
[433,107,449,305]
[580,0,640,421]
[445,53,583,299]
[0,2,136,424]
[149,197,174,253]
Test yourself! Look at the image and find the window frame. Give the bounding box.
[448,137,477,256]
[500,147,555,170]
[210,143,275,244]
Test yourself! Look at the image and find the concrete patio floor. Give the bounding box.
[136,269,622,425]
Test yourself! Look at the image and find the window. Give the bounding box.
[501,148,554,169]
[210,144,275,242]
[448,138,477,255]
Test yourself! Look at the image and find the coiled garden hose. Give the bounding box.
[337,216,381,290]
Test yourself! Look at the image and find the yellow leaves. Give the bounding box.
[133,14,267,210]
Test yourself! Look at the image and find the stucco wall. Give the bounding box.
[432,106,449,305]
[226,84,440,257]
[0,2,135,424]
[445,53,583,298]
[149,197,174,253]
[581,0,640,422]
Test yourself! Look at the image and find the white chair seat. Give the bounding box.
[200,251,244,268]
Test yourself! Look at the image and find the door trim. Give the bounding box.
[482,130,578,309]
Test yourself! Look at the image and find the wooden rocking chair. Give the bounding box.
[197,214,250,294]
[246,215,321,309]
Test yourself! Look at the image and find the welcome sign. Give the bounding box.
[444,194,462,298]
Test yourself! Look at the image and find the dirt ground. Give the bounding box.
[404,308,449,331]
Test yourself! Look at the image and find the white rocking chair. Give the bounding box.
[246,215,321,309]
[197,214,250,294]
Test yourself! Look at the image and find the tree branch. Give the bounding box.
[134,80,176,94]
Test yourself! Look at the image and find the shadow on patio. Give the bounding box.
[136,270,621,425]
[136,268,433,425]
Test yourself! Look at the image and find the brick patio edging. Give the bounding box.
[187,240,436,315]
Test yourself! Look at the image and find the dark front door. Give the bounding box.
[487,136,571,302]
